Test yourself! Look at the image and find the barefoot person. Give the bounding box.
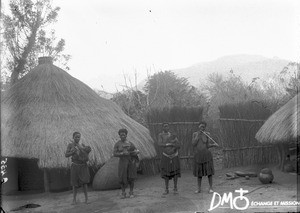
[113,128,139,199]
[192,121,218,193]
[65,132,91,204]
[158,123,181,195]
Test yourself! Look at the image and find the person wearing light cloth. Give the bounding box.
[192,121,219,193]
[113,128,140,199]
[158,123,181,195]
[65,132,91,204]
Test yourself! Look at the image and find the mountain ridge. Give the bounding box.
[137,54,290,90]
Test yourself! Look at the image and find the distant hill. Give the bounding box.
[138,54,290,90]
[174,54,289,87]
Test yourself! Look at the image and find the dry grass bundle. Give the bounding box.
[1,58,156,168]
[146,106,203,123]
[219,101,273,120]
[255,94,299,144]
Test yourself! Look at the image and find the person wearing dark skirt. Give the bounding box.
[158,123,181,195]
[113,128,139,199]
[65,132,91,204]
[192,121,218,194]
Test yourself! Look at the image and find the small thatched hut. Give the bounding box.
[255,94,299,170]
[1,57,156,193]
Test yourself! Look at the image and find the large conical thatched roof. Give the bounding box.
[1,57,156,168]
[255,94,299,144]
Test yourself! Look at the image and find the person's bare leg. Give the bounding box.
[163,178,169,195]
[208,175,213,193]
[72,186,77,205]
[83,184,89,203]
[195,177,202,193]
[129,181,134,198]
[120,183,126,198]
[173,176,178,194]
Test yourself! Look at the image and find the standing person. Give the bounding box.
[158,123,181,195]
[192,121,219,193]
[113,128,139,199]
[65,132,91,204]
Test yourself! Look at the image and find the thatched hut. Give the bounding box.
[1,57,156,193]
[255,94,299,170]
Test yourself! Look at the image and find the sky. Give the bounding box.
[4,0,300,92]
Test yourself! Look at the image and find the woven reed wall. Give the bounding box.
[146,107,204,172]
[219,102,279,168]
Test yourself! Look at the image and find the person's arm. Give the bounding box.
[170,137,180,149]
[157,133,166,147]
[113,142,129,157]
[129,143,139,155]
[191,132,199,146]
[65,144,75,158]
[81,144,92,153]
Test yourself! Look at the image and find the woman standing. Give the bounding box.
[158,123,181,195]
[192,121,218,193]
[65,132,91,204]
[113,128,139,199]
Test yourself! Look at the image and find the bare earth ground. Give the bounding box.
[2,162,299,213]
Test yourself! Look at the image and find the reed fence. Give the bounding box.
[219,102,279,168]
[145,107,204,172]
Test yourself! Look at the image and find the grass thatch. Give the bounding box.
[1,58,156,169]
[146,107,203,123]
[219,101,273,120]
[255,94,299,144]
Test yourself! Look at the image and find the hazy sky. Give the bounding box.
[5,0,300,92]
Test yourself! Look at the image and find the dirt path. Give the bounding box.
[2,165,299,213]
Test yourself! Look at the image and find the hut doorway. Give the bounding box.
[2,158,71,194]
[2,158,44,194]
[17,158,44,192]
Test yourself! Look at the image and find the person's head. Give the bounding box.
[162,122,169,133]
[198,121,207,131]
[73,132,81,143]
[118,128,128,141]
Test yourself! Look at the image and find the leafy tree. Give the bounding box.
[256,61,299,106]
[205,72,262,105]
[280,62,299,97]
[203,71,271,128]
[2,0,70,87]
[110,71,206,125]
[144,71,205,109]
[112,90,147,125]
[202,68,298,128]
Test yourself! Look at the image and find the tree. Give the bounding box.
[255,61,300,107]
[203,71,271,128]
[280,62,299,97]
[112,90,147,125]
[202,69,298,129]
[109,71,206,125]
[144,71,205,109]
[2,0,70,87]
